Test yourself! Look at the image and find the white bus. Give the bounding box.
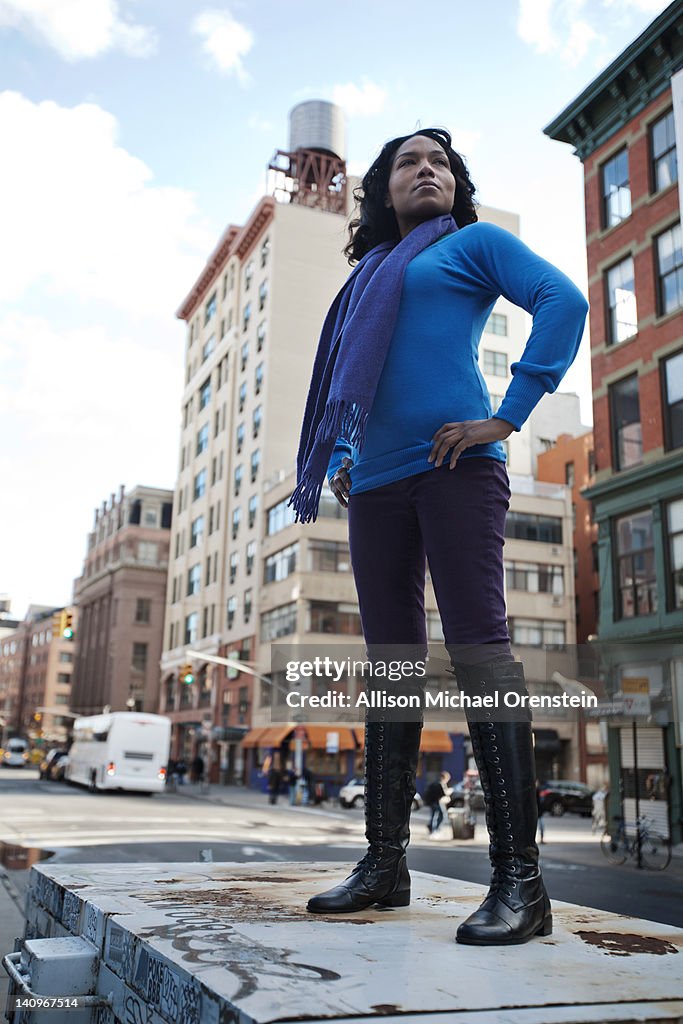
[66,712,171,794]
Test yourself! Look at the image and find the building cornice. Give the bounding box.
[582,446,683,502]
[176,198,276,322]
[543,2,683,160]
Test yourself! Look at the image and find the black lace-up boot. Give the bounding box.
[306,676,424,914]
[446,656,552,945]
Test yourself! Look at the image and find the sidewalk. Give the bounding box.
[0,866,26,1007]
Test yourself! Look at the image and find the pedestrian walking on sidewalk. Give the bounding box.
[425,772,450,835]
[289,127,588,945]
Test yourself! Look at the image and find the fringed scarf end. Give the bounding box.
[287,473,324,524]
[317,397,369,451]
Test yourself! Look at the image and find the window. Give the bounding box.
[588,449,597,477]
[565,462,575,487]
[132,642,148,672]
[232,507,241,540]
[250,449,260,482]
[244,588,253,622]
[138,542,158,565]
[246,540,256,575]
[662,349,683,451]
[196,423,209,455]
[261,237,270,267]
[505,512,562,544]
[483,349,507,377]
[656,222,683,318]
[243,301,251,332]
[601,148,631,228]
[185,612,199,645]
[135,598,151,624]
[205,291,217,324]
[651,109,677,193]
[221,273,227,300]
[490,393,503,413]
[234,464,243,496]
[59,651,73,663]
[665,497,683,610]
[267,496,297,535]
[508,618,566,649]
[190,515,204,548]
[199,377,211,410]
[261,603,297,641]
[162,502,172,529]
[252,405,262,438]
[505,561,564,595]
[214,409,220,438]
[193,468,207,501]
[572,504,577,530]
[259,280,268,311]
[227,596,237,629]
[230,552,239,584]
[202,334,215,362]
[57,673,71,684]
[144,508,157,527]
[239,381,247,413]
[606,256,637,344]
[309,601,362,636]
[610,374,642,470]
[187,564,201,596]
[257,320,266,351]
[615,509,657,619]
[236,422,245,454]
[248,494,258,528]
[241,341,249,372]
[245,260,254,290]
[486,312,507,336]
[307,539,350,573]
[265,542,299,582]
[255,362,264,394]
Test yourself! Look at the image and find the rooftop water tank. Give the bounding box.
[288,100,346,160]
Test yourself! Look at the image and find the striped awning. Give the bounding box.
[352,725,452,753]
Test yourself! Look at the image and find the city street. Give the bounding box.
[1,766,682,931]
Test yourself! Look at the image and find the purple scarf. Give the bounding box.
[288,213,459,523]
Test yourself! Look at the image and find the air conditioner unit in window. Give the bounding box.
[551,546,561,556]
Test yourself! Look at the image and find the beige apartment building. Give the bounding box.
[70,485,172,716]
[161,101,593,788]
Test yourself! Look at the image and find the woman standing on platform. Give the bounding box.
[288,127,589,945]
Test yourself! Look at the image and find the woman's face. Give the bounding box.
[385,134,456,238]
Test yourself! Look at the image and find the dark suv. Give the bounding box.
[538,780,594,817]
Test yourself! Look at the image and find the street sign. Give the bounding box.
[622,677,651,716]
[326,731,339,754]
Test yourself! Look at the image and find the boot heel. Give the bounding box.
[537,914,552,936]
[377,888,410,908]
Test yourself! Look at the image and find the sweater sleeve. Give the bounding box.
[465,222,589,431]
[327,436,357,483]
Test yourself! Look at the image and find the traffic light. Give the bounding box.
[62,612,74,640]
[52,611,66,638]
[180,663,195,685]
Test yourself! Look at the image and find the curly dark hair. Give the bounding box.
[343,127,479,265]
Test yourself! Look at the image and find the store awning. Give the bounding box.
[353,726,452,754]
[257,724,295,748]
[420,729,453,753]
[241,728,269,748]
[304,725,356,751]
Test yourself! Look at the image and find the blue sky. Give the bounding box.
[0,0,672,619]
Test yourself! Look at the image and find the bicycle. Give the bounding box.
[600,814,672,871]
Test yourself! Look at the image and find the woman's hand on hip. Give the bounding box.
[428,417,514,469]
[330,456,354,508]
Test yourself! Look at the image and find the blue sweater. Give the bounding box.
[326,221,589,494]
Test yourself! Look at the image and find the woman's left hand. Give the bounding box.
[428,417,515,469]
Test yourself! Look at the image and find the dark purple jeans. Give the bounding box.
[347,458,513,667]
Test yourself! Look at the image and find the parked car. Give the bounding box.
[447,780,486,812]
[339,778,423,811]
[538,780,594,817]
[51,754,69,782]
[2,738,30,768]
[39,749,68,781]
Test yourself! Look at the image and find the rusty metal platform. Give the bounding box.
[11,861,683,1023]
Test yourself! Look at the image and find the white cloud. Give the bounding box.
[0,312,182,617]
[248,113,273,132]
[332,79,387,117]
[192,8,253,83]
[0,91,214,318]
[0,0,156,60]
[517,0,600,65]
